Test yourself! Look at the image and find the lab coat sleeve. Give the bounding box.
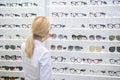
[39,51,52,80]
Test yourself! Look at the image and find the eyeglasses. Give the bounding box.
[109,35,120,41]
[90,0,107,5]
[107,24,120,29]
[109,59,120,65]
[51,56,66,62]
[89,23,120,29]
[113,0,120,5]
[0,2,38,7]
[87,58,103,64]
[89,35,106,40]
[52,1,67,5]
[51,12,69,17]
[70,57,85,63]
[68,45,83,51]
[89,46,104,52]
[0,24,31,29]
[50,24,66,29]
[71,1,87,6]
[72,34,87,40]
[50,45,66,50]
[69,68,86,74]
[0,13,37,18]
[70,12,87,17]
[89,12,106,17]
[51,34,67,39]
[89,70,106,75]
[89,24,106,29]
[108,71,120,77]
[109,46,120,53]
[52,67,68,73]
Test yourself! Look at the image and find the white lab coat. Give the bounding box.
[21,40,52,80]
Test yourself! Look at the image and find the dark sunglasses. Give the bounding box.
[109,46,120,53]
[68,45,83,51]
[109,35,120,41]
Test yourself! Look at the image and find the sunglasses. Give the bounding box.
[0,76,25,80]
[109,46,120,53]
[89,46,105,52]
[51,34,67,39]
[68,46,83,51]
[90,0,107,5]
[5,45,21,50]
[89,35,106,40]
[72,34,87,40]
[70,57,85,63]
[50,45,66,50]
[87,58,103,64]
[109,59,120,65]
[5,55,16,60]
[16,66,23,71]
[2,66,15,71]
[51,56,66,62]
[109,35,120,41]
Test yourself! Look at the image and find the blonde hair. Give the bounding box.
[25,16,50,58]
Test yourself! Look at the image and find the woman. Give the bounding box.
[21,16,52,80]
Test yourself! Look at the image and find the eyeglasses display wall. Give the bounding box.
[0,0,46,80]
[48,0,120,80]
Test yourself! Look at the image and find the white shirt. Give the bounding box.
[21,40,52,80]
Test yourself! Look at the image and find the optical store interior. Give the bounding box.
[0,0,120,80]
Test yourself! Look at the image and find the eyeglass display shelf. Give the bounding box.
[52,73,120,79]
[52,62,120,67]
[0,71,24,77]
[48,5,120,7]
[0,60,23,66]
[50,51,120,54]
[48,39,120,42]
